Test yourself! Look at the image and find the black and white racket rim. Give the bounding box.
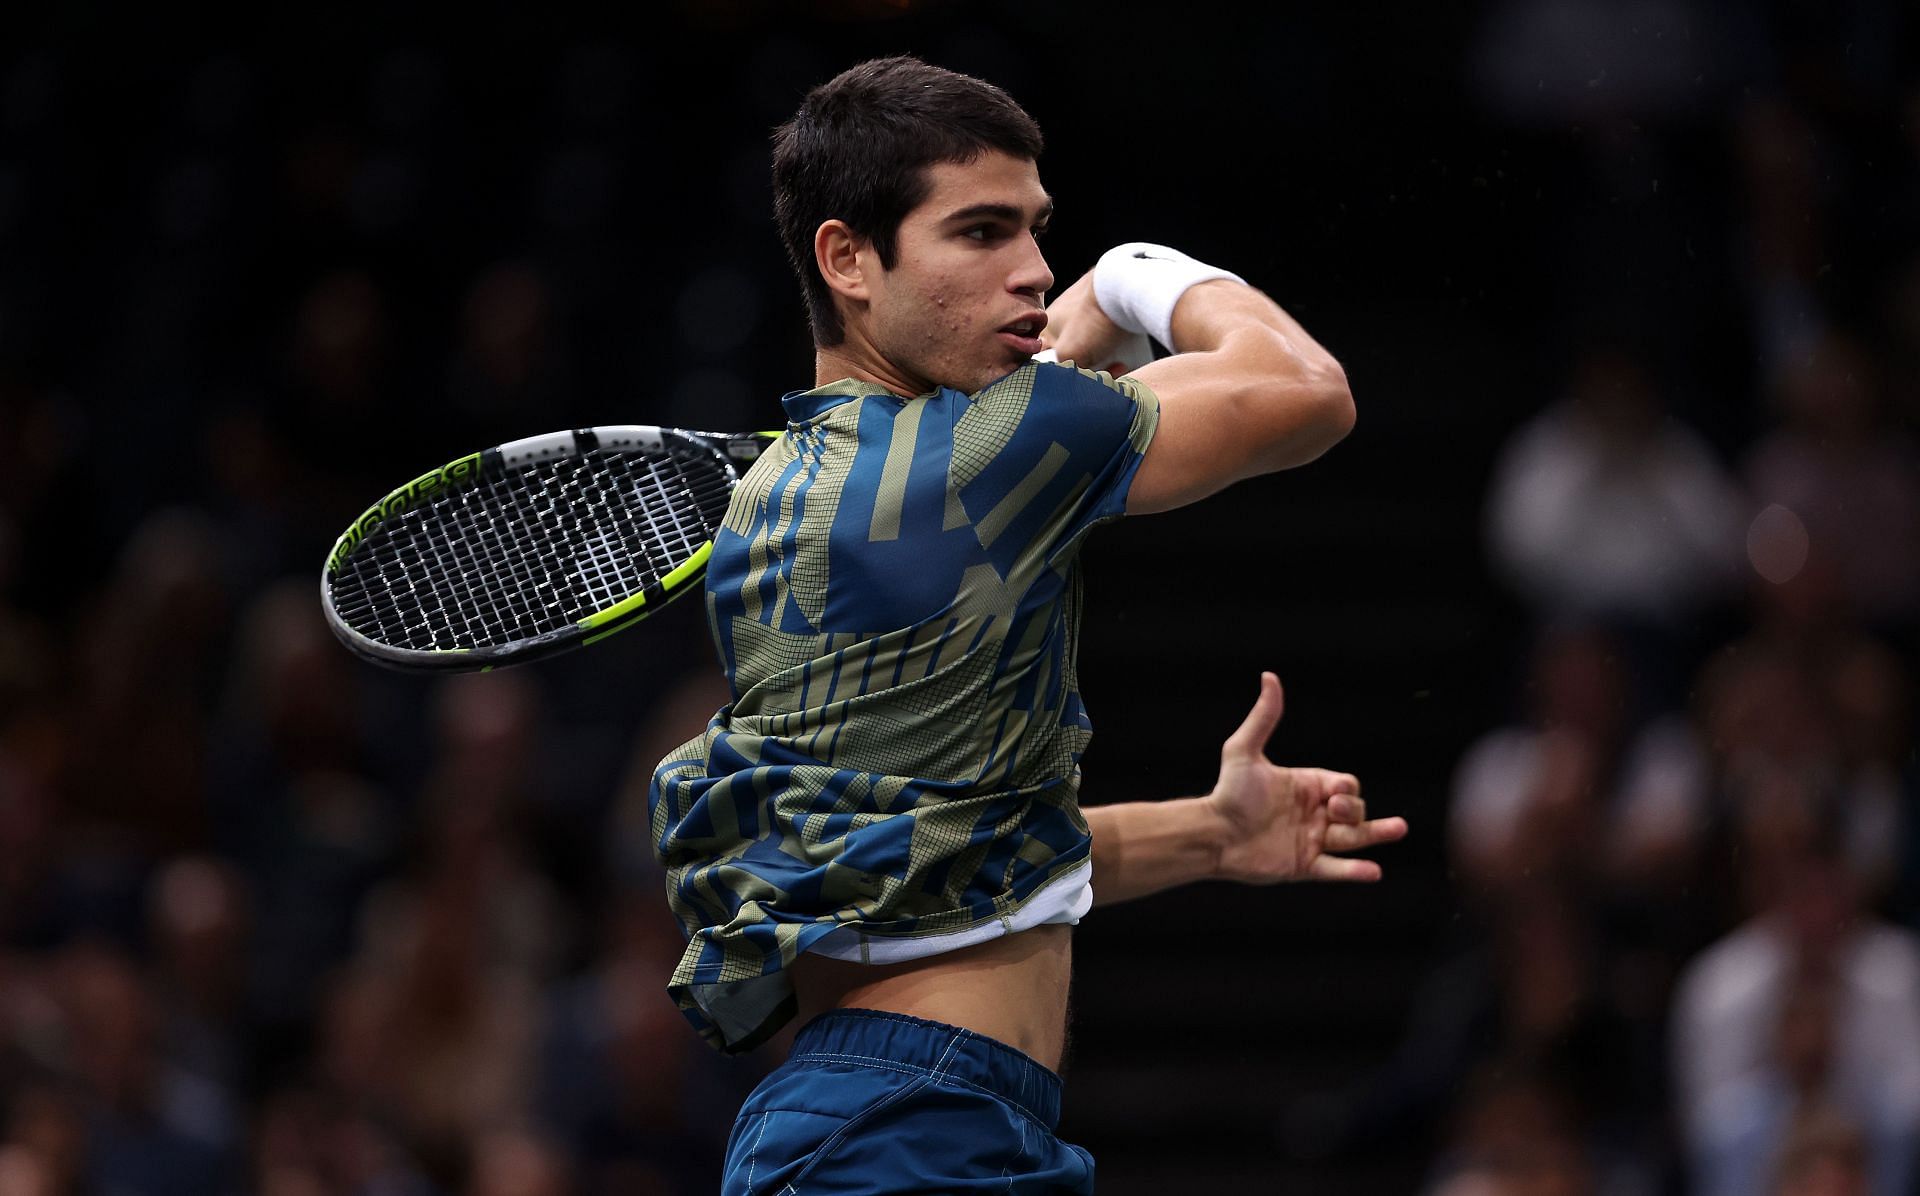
[320,425,767,671]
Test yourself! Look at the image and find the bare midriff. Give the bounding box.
[789,923,1073,1072]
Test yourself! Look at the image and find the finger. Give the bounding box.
[1299,769,1359,803]
[1307,855,1383,883]
[1324,816,1408,853]
[1328,793,1367,824]
[1223,672,1285,757]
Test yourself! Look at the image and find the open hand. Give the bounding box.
[1205,672,1408,883]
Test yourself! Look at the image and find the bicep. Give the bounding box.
[1124,347,1354,516]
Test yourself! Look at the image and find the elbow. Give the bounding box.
[1252,324,1353,451]
[1318,361,1356,444]
[1235,368,1353,475]
[1256,362,1352,470]
[1288,360,1353,460]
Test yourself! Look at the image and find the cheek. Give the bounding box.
[916,283,972,342]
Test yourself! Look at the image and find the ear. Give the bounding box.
[814,219,873,305]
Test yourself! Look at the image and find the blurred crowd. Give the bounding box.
[0,28,798,1196]
[2,6,1919,1196]
[1295,6,1920,1192]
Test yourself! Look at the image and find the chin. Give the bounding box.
[976,354,1034,391]
[914,348,1024,395]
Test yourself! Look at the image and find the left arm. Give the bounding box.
[1086,672,1409,908]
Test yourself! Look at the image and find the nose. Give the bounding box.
[1011,233,1053,300]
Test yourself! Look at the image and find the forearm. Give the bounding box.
[1092,242,1354,513]
[1085,796,1228,908]
[1167,278,1343,378]
[1124,303,1353,510]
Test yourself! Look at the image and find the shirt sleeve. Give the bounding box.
[949,361,1160,574]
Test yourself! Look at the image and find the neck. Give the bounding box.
[814,333,926,396]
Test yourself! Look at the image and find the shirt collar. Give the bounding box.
[780,378,931,422]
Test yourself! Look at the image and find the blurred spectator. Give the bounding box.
[1,1082,87,1196]
[50,940,235,1196]
[1483,341,1746,678]
[289,268,392,431]
[1741,329,1920,633]
[1730,97,1836,389]
[0,386,104,623]
[446,260,578,451]
[312,672,574,1187]
[328,893,543,1187]
[66,507,229,861]
[536,889,750,1196]
[1453,623,1671,891]
[145,856,251,1100]
[466,1124,574,1196]
[204,581,402,1081]
[1283,875,1657,1188]
[1693,558,1911,906]
[1419,1060,1600,1196]
[0,733,62,952]
[247,1082,433,1196]
[409,671,573,982]
[1671,835,1920,1196]
[1687,968,1874,1196]
[1768,1106,1875,1196]
[0,1143,57,1196]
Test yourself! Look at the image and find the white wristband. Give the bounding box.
[1093,242,1244,352]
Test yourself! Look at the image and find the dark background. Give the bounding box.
[2,2,1917,1194]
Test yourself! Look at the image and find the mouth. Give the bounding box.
[997,311,1048,356]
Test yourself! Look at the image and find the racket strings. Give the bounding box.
[328,443,736,653]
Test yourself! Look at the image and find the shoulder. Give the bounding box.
[1026,360,1159,414]
[1674,920,1785,1014]
[952,360,1157,448]
[1849,921,1920,983]
[978,361,1159,447]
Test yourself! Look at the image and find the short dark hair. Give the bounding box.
[771,56,1044,346]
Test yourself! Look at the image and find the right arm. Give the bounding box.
[1042,251,1355,516]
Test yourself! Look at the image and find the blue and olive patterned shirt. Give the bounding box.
[649,360,1159,1052]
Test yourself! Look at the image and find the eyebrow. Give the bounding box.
[941,200,1054,225]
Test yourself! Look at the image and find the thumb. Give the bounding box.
[1224,672,1285,756]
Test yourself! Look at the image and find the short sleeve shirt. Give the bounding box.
[648,361,1159,1052]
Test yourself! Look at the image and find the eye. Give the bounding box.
[962,224,999,242]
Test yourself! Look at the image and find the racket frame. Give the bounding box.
[320,424,776,672]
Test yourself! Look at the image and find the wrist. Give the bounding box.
[1086,795,1236,908]
[1189,793,1236,882]
[1093,242,1245,352]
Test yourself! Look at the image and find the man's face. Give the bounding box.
[860,150,1054,394]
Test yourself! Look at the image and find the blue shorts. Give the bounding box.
[721,1009,1095,1195]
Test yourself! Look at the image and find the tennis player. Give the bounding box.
[648,55,1407,1193]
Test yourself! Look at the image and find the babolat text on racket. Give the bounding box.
[321,425,778,671]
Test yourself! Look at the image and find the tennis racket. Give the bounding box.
[321,425,779,672]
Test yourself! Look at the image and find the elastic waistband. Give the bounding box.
[787,1009,1063,1128]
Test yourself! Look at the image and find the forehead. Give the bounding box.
[911,151,1049,220]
